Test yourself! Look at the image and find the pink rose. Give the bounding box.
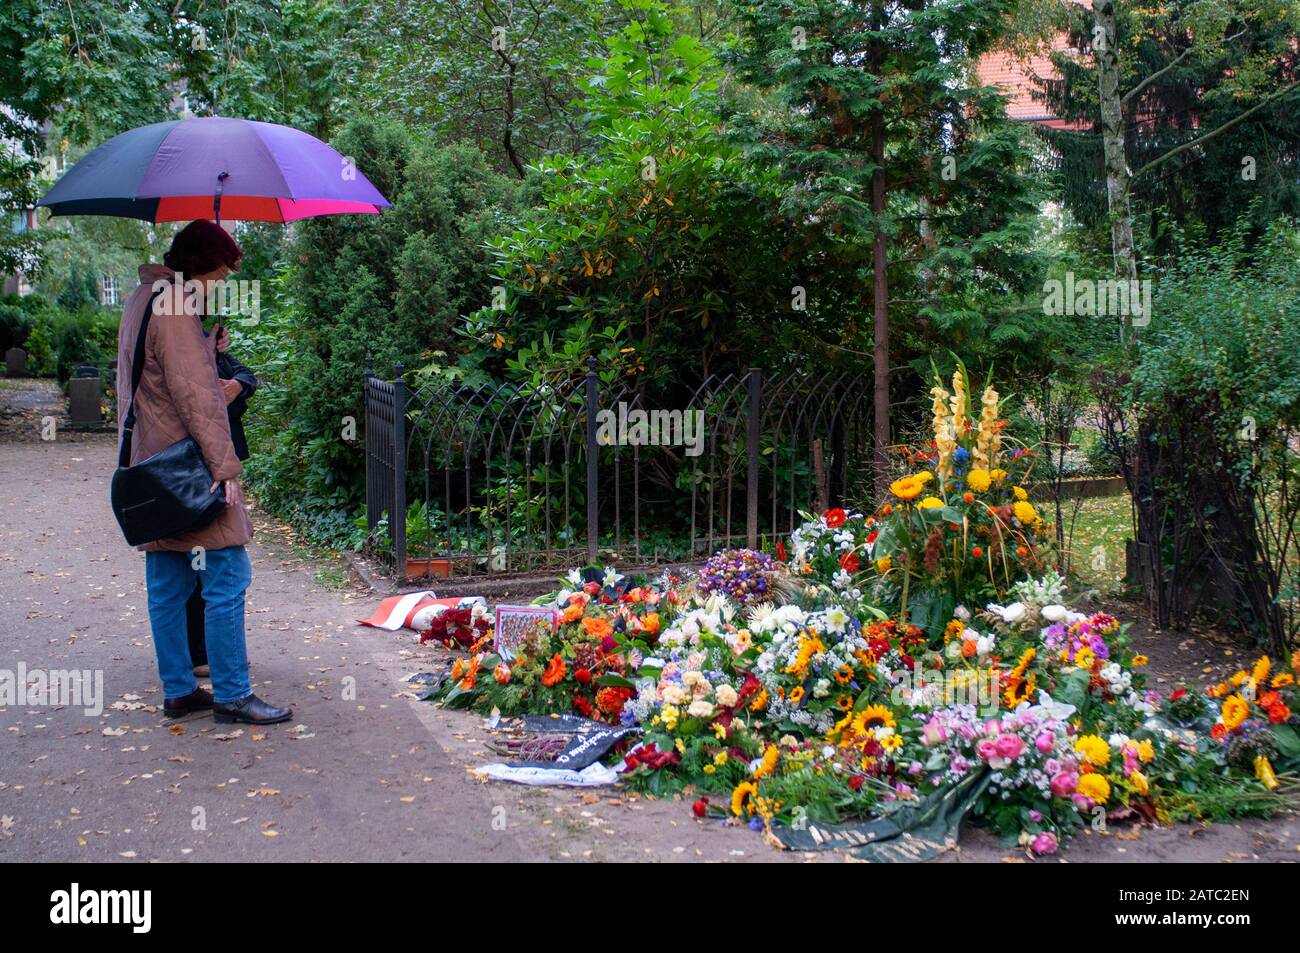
[922,719,948,746]
[1035,731,1056,754]
[1050,772,1078,798]
[994,734,1025,761]
[1031,832,1058,856]
[976,739,999,763]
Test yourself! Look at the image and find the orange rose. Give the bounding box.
[493,663,511,685]
[641,612,660,636]
[561,603,584,623]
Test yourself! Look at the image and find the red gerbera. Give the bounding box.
[840,551,860,573]
[824,507,847,528]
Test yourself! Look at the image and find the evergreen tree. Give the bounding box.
[727,0,1047,493]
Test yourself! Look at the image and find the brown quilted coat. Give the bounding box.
[115,264,252,552]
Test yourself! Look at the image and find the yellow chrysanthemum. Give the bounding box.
[918,496,944,509]
[1134,739,1155,763]
[966,468,992,493]
[1221,694,1250,730]
[1013,500,1038,524]
[990,468,1008,482]
[1012,485,1028,501]
[1075,773,1110,804]
[876,556,892,573]
[1075,646,1096,670]
[1074,734,1111,766]
[890,475,927,501]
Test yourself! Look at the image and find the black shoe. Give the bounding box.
[213,693,293,725]
[164,687,214,718]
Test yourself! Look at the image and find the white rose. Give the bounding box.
[1040,604,1070,622]
[716,684,739,707]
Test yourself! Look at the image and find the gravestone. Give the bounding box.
[4,347,25,377]
[68,371,103,427]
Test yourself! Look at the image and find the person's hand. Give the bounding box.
[220,378,242,404]
[208,479,237,506]
[214,324,229,353]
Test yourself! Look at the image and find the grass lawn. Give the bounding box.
[1049,491,1133,596]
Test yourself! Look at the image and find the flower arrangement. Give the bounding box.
[696,548,778,606]
[829,361,1050,637]
[419,366,1300,858]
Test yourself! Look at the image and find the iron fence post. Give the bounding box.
[363,354,375,539]
[585,356,599,565]
[392,363,408,579]
[747,367,761,549]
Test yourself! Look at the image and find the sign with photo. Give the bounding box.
[493,604,559,660]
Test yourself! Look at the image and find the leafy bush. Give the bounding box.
[238,125,522,547]
[1122,218,1300,653]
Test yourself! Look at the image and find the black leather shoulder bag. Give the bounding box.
[110,289,228,546]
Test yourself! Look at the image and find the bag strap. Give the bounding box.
[118,288,166,469]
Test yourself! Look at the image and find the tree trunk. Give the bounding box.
[871,109,890,501]
[1093,0,1138,341]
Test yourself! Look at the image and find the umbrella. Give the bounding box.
[37,116,389,223]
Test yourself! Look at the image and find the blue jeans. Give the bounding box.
[145,546,253,704]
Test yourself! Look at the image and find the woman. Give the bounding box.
[186,325,258,677]
[115,220,291,726]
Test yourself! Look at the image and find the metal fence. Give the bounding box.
[364,358,876,581]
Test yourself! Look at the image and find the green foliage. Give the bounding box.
[238,123,522,545]
[1127,218,1300,652]
[470,0,793,386]
[725,0,1055,380]
[1039,0,1300,246]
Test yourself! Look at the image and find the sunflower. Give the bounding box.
[1221,694,1250,730]
[1252,655,1272,686]
[754,744,779,779]
[1003,674,1036,708]
[749,688,769,712]
[730,781,758,816]
[880,734,904,753]
[1272,672,1295,688]
[852,704,896,736]
[836,693,855,712]
[834,665,855,685]
[788,686,805,705]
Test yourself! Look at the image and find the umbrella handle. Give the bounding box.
[213,171,229,224]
